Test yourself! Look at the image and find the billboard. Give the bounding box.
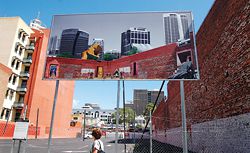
[44,12,199,80]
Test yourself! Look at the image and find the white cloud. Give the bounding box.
[73,99,82,109]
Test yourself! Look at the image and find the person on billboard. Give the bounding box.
[90,128,105,153]
[49,65,57,78]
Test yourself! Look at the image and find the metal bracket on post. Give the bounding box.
[115,80,120,153]
[180,80,188,153]
[47,80,60,153]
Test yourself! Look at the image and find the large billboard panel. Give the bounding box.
[44,12,200,80]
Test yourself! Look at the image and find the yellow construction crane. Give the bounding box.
[82,43,102,60]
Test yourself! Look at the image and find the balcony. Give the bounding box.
[20,72,30,79]
[22,58,32,66]
[25,45,35,53]
[16,86,27,94]
[13,101,24,109]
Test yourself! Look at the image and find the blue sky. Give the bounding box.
[0,0,214,109]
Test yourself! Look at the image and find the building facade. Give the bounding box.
[0,17,76,138]
[121,27,150,55]
[163,13,192,44]
[0,64,12,119]
[133,89,164,115]
[59,29,89,58]
[0,17,34,121]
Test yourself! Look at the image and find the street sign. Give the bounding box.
[13,122,29,140]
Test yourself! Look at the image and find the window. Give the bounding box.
[8,75,12,82]
[11,59,15,67]
[0,108,5,119]
[15,61,20,70]
[73,117,78,120]
[5,90,9,98]
[9,90,14,100]
[21,80,27,88]
[22,35,26,42]
[19,95,24,102]
[24,66,30,73]
[18,31,22,39]
[15,45,19,52]
[12,75,17,85]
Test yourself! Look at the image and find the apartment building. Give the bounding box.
[0,17,34,121]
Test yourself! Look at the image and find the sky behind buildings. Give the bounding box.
[0,0,214,109]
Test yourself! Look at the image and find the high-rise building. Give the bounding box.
[121,27,150,55]
[0,17,34,121]
[133,89,164,115]
[163,13,192,44]
[59,29,89,58]
[92,38,104,60]
[0,17,75,138]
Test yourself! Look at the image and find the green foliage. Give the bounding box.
[127,46,139,55]
[143,102,156,117]
[57,53,75,58]
[104,53,118,61]
[112,107,136,124]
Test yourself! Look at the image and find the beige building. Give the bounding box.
[0,17,34,121]
[0,63,12,118]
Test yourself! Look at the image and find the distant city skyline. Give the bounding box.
[47,12,193,55]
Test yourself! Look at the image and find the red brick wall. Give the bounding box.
[45,43,180,79]
[153,0,250,129]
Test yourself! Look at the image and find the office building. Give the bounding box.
[59,29,89,58]
[163,13,192,44]
[133,89,164,115]
[121,27,150,55]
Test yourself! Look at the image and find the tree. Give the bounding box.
[57,52,75,58]
[143,102,156,117]
[103,53,118,61]
[127,46,139,55]
[112,107,136,125]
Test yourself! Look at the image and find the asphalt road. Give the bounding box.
[0,137,135,153]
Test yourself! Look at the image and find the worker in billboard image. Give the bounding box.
[90,128,105,153]
[49,65,57,78]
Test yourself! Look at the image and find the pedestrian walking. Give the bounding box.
[90,128,105,153]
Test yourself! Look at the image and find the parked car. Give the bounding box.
[84,132,93,139]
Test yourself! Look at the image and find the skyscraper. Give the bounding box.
[59,29,89,58]
[163,13,192,44]
[121,27,150,56]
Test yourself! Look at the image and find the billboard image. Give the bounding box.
[44,12,199,80]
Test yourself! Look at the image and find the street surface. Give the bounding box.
[0,137,134,153]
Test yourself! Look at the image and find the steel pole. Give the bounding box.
[149,111,152,153]
[115,80,120,153]
[180,81,188,153]
[47,80,59,153]
[83,109,86,141]
[35,108,39,139]
[122,80,126,153]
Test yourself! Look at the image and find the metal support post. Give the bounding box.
[17,140,22,153]
[115,80,120,153]
[35,108,39,139]
[47,80,60,153]
[149,111,152,153]
[83,109,86,141]
[180,81,188,153]
[122,80,126,153]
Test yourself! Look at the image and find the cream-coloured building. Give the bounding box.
[0,17,34,121]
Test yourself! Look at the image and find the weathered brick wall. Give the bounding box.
[152,0,250,152]
[45,43,182,79]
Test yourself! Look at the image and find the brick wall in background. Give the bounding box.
[153,0,250,152]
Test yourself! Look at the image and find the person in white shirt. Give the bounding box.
[90,128,104,153]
